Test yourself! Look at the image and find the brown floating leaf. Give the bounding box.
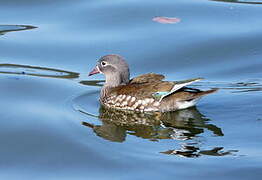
[152,16,181,24]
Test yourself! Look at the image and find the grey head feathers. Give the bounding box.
[97,54,130,87]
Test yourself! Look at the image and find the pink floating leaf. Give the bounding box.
[152,16,181,24]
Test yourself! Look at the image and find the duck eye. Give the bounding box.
[101,61,107,66]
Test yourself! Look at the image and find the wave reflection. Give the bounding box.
[210,0,262,5]
[192,79,262,93]
[0,25,36,35]
[0,63,79,79]
[161,146,238,158]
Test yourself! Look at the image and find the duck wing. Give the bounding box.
[130,73,165,84]
[154,78,204,102]
[111,78,204,101]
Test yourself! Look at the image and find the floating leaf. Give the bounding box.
[152,16,181,24]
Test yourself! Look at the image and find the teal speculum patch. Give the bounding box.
[152,92,169,100]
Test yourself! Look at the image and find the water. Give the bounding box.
[0,0,262,179]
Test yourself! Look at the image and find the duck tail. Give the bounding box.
[193,88,218,98]
[175,88,218,110]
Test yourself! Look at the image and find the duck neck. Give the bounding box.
[100,73,121,101]
[104,73,122,88]
[100,72,129,101]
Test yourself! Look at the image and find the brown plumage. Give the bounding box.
[89,54,217,112]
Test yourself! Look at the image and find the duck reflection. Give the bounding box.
[83,106,223,142]
[82,107,238,157]
[82,106,237,158]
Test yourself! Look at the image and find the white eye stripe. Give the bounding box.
[96,65,102,73]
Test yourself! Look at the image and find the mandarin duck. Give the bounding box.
[88,54,217,112]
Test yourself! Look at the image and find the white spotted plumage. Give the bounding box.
[126,95,131,101]
[131,97,136,103]
[153,101,160,107]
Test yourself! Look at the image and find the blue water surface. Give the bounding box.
[0,0,262,179]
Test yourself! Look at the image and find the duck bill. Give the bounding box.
[88,66,100,76]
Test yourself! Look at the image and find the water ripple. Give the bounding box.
[0,63,79,79]
[192,79,262,93]
[210,0,262,5]
[0,25,36,35]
